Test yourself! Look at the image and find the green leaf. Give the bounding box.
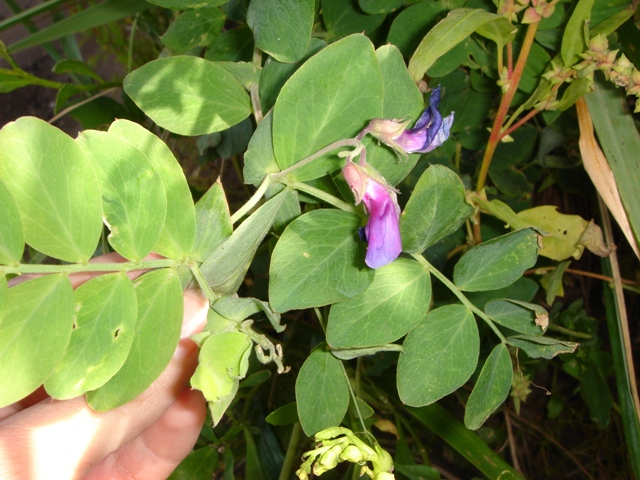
[296,345,349,436]
[327,258,431,348]
[148,0,228,8]
[258,38,326,113]
[464,343,513,430]
[0,70,33,93]
[0,275,74,407]
[466,277,539,309]
[6,0,151,54]
[269,209,374,312]
[0,117,103,263]
[272,34,383,181]
[365,44,424,185]
[358,0,403,14]
[409,8,515,82]
[124,56,251,136]
[87,268,183,411]
[200,190,288,295]
[77,130,167,262]
[453,228,539,292]
[561,0,594,67]
[213,296,284,333]
[247,0,314,63]
[0,277,6,323]
[216,61,262,90]
[506,334,579,359]
[109,119,196,260]
[407,404,525,479]
[485,299,547,336]
[52,59,103,81]
[0,180,24,265]
[330,343,404,360]
[191,331,252,425]
[168,446,218,480]
[397,305,479,406]
[401,165,473,253]
[394,464,441,480]
[580,363,612,428]
[243,110,280,186]
[192,179,232,262]
[161,7,224,53]
[387,2,447,57]
[44,273,137,399]
[266,402,299,425]
[204,27,254,62]
[322,0,386,41]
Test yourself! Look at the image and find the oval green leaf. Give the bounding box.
[77,130,167,262]
[561,0,594,67]
[109,119,196,260]
[401,165,473,253]
[44,273,137,400]
[191,331,252,426]
[296,345,349,436]
[247,0,314,63]
[0,117,103,263]
[327,258,431,348]
[87,268,183,411]
[191,179,232,262]
[161,7,224,53]
[398,305,479,406]
[464,343,513,430]
[0,275,74,407]
[0,179,24,265]
[453,228,539,292]
[124,56,251,136]
[273,34,383,181]
[269,209,374,313]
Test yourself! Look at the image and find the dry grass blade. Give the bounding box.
[575,97,640,260]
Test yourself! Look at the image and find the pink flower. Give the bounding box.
[342,162,402,269]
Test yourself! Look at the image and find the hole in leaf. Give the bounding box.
[114,328,120,338]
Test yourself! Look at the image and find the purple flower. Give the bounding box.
[360,86,454,156]
[342,162,402,269]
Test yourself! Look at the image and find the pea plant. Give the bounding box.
[1,0,639,478]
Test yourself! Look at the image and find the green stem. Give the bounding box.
[283,179,358,215]
[270,139,362,181]
[278,423,303,480]
[230,175,272,224]
[546,324,592,340]
[340,361,368,433]
[410,253,507,343]
[1,258,180,275]
[190,264,218,304]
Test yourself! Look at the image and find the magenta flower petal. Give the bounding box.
[361,180,402,269]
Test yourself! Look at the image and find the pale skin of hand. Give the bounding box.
[0,253,210,480]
